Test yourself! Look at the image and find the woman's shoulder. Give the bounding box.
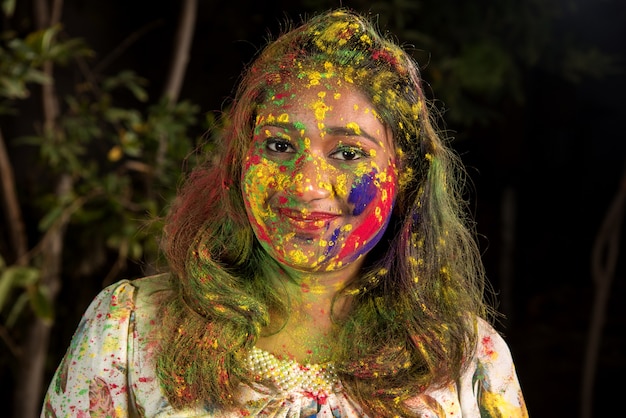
[98,272,173,303]
[460,317,529,416]
[129,272,174,319]
[128,272,173,298]
[81,273,173,327]
[472,316,516,365]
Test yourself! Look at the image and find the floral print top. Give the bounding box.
[41,274,528,417]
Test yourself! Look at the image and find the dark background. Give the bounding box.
[4,0,626,416]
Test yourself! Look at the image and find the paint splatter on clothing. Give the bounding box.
[41,274,528,417]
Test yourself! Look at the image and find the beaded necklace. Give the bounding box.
[246,346,340,397]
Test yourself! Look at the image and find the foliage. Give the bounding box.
[0,25,92,113]
[0,256,49,327]
[0,13,207,341]
[17,75,203,272]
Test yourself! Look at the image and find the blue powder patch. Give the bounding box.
[348,172,377,216]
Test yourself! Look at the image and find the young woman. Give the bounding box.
[42,9,528,417]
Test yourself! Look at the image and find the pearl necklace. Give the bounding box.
[246,346,340,397]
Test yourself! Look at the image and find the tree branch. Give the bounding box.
[580,165,626,418]
[0,129,28,265]
[155,0,197,182]
[162,0,197,104]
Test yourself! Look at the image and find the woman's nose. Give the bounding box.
[291,153,332,201]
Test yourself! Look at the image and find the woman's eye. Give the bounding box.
[266,139,295,153]
[331,147,366,161]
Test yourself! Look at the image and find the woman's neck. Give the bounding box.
[256,261,361,364]
[283,257,363,299]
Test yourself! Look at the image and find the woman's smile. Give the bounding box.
[277,208,341,233]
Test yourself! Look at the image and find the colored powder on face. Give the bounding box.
[288,249,309,264]
[345,121,361,134]
[348,172,378,216]
[354,225,387,259]
[324,228,342,257]
[351,160,373,178]
[336,165,397,262]
[242,149,286,253]
[312,99,331,131]
[335,173,349,198]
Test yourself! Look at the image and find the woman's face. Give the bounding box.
[241,79,397,272]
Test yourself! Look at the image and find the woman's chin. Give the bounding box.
[274,251,357,274]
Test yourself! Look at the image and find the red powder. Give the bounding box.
[372,49,398,67]
[245,155,261,169]
[481,336,495,356]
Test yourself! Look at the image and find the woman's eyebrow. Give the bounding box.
[325,126,378,145]
[258,122,380,145]
[258,121,297,131]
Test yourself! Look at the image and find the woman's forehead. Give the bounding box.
[254,81,394,152]
[258,79,379,119]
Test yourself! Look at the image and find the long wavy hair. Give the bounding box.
[156,8,492,416]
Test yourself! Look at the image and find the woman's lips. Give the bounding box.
[277,208,340,231]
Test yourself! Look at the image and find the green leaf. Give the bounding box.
[47,38,93,64]
[29,284,54,324]
[2,0,16,17]
[23,68,51,85]
[0,76,29,99]
[0,265,39,312]
[25,26,60,56]
[0,269,15,312]
[6,292,29,327]
[9,266,40,287]
[130,241,143,260]
[39,205,64,231]
[102,70,149,102]
[127,82,148,102]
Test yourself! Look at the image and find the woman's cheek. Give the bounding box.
[336,164,397,262]
[242,156,280,223]
[347,160,396,218]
